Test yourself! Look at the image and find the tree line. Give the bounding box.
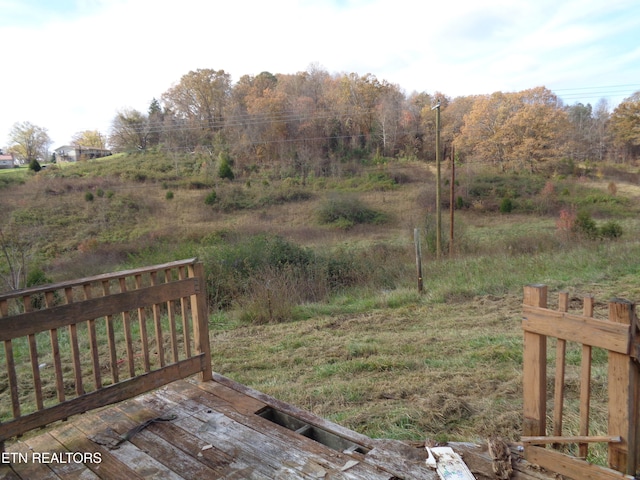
[7,65,640,170]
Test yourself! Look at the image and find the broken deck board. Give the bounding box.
[2,374,563,480]
[2,376,434,479]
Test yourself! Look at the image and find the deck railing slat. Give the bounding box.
[102,280,119,384]
[150,271,165,368]
[83,284,102,391]
[0,259,211,445]
[45,291,65,404]
[4,340,20,419]
[165,268,179,364]
[135,274,151,373]
[118,277,136,378]
[179,266,191,359]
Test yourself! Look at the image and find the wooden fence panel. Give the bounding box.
[522,285,640,479]
[0,258,212,445]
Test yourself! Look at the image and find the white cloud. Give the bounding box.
[1,0,639,147]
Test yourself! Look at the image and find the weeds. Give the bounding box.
[3,154,640,457]
[316,193,387,229]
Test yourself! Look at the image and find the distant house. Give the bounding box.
[0,153,16,169]
[54,145,112,162]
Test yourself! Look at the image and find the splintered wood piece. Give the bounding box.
[487,437,513,480]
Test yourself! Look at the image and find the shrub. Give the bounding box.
[26,268,52,287]
[572,211,598,239]
[85,191,94,202]
[455,196,468,210]
[165,191,174,200]
[204,190,217,205]
[28,159,42,172]
[218,153,234,180]
[499,197,514,214]
[201,234,313,307]
[317,194,387,229]
[600,221,623,239]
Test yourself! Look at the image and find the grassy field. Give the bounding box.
[2,154,640,466]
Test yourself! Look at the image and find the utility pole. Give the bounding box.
[449,144,455,257]
[432,100,442,258]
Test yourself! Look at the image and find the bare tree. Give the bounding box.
[8,121,52,163]
[0,228,28,291]
[109,109,149,152]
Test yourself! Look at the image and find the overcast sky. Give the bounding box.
[2,0,640,149]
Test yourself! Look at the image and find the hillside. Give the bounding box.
[2,153,640,463]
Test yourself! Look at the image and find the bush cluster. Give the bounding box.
[316,194,387,229]
[199,234,408,322]
[570,210,623,240]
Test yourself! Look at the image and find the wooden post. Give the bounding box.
[449,145,455,257]
[553,292,569,449]
[607,298,639,475]
[414,228,423,293]
[579,295,595,459]
[189,262,212,382]
[523,285,548,438]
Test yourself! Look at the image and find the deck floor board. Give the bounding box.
[2,375,553,479]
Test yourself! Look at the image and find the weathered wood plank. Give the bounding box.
[178,266,191,360]
[0,356,205,442]
[72,415,185,480]
[149,271,165,369]
[0,258,198,303]
[166,380,423,479]
[4,441,59,480]
[525,446,633,480]
[523,285,547,438]
[49,422,145,480]
[579,295,595,459]
[45,292,66,404]
[114,397,243,477]
[189,264,212,382]
[0,464,21,480]
[522,305,631,354]
[101,281,119,384]
[553,292,569,447]
[165,269,179,363]
[117,278,135,379]
[25,431,101,480]
[123,390,300,478]
[0,279,198,341]
[65,287,84,398]
[91,407,219,480]
[212,372,378,450]
[3,340,20,419]
[82,285,102,392]
[191,379,266,415]
[134,274,151,373]
[522,435,622,445]
[27,333,44,411]
[607,299,640,474]
[48,328,65,404]
[144,382,398,479]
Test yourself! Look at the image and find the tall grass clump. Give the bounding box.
[317,193,387,229]
[198,233,411,322]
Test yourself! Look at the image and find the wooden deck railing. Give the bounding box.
[0,258,212,447]
[522,284,639,479]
